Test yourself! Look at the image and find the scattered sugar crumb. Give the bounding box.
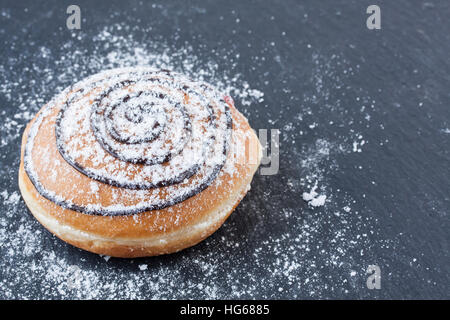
[302,182,327,207]
[138,264,148,271]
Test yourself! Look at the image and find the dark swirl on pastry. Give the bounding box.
[24,68,232,216]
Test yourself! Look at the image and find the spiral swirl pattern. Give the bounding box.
[24,68,233,215]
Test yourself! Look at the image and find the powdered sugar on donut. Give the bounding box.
[23,67,238,215]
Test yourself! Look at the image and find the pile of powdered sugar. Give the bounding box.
[0,21,395,299]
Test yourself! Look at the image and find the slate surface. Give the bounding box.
[0,0,448,299]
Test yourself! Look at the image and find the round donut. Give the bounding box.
[18,67,262,258]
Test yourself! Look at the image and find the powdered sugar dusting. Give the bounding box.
[0,15,399,299]
[25,67,234,215]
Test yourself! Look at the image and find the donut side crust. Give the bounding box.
[18,105,261,258]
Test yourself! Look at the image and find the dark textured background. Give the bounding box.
[0,0,448,299]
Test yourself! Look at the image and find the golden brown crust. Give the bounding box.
[19,94,261,258]
[19,157,255,257]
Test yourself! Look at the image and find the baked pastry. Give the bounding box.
[19,67,261,258]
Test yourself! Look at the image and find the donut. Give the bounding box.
[18,67,262,258]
